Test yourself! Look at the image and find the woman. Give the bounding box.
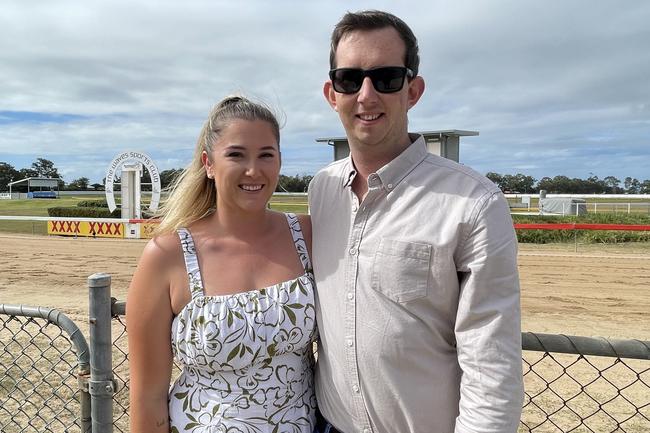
[127,96,317,433]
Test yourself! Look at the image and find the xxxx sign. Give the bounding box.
[48,221,124,238]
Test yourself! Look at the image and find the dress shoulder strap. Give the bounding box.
[284,213,312,273]
[176,228,205,299]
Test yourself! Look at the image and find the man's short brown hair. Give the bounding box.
[329,10,420,76]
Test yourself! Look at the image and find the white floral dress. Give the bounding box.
[169,213,317,433]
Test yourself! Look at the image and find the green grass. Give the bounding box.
[269,193,309,212]
[269,195,308,213]
[0,220,48,235]
[6,195,650,238]
[7,195,646,242]
[513,213,650,243]
[0,195,110,235]
[0,197,92,215]
[0,194,309,235]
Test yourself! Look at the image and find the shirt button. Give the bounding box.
[349,248,358,255]
[363,429,371,433]
[387,183,393,190]
[352,385,360,393]
[346,339,354,347]
[347,292,354,300]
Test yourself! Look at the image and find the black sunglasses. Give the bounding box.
[329,66,414,94]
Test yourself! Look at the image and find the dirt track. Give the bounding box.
[0,234,648,340]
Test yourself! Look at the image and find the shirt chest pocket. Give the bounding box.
[371,238,432,303]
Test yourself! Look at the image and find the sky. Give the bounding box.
[1,0,649,185]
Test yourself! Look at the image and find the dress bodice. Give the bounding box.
[168,213,317,433]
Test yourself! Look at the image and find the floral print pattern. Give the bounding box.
[169,213,317,433]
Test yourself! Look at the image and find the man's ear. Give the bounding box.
[324,81,338,112]
[407,76,425,110]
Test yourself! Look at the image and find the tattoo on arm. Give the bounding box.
[155,418,168,428]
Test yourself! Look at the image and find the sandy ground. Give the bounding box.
[1,234,649,432]
[0,233,648,340]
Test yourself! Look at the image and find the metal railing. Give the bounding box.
[573,202,650,216]
[508,200,650,215]
[0,304,91,433]
[520,333,649,432]
[2,274,649,432]
[591,202,650,215]
[111,298,650,433]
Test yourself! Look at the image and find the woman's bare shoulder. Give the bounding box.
[139,231,183,269]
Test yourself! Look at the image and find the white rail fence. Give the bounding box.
[512,202,650,216]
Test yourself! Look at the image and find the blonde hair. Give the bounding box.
[154,96,280,234]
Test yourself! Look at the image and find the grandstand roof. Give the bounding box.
[7,177,62,187]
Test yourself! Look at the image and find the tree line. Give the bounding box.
[0,159,313,193]
[486,172,650,194]
[4,158,647,195]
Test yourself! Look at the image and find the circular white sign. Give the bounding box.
[104,151,161,214]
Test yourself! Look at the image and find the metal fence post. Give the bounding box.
[89,273,114,433]
[79,365,92,433]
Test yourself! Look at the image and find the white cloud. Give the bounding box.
[1,0,649,183]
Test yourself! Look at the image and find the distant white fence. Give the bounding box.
[2,191,308,197]
[0,192,34,199]
[513,202,650,215]
[590,202,650,214]
[507,194,650,215]
[505,193,650,199]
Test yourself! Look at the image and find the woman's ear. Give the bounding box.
[201,150,213,179]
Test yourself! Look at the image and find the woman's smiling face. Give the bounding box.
[203,118,280,213]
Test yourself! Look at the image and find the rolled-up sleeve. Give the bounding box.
[454,191,524,433]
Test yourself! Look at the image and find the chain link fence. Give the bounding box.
[111,298,650,433]
[109,312,130,433]
[521,333,649,432]
[110,300,182,433]
[0,304,91,433]
[2,275,649,432]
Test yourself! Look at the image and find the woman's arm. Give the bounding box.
[297,214,313,258]
[127,238,175,433]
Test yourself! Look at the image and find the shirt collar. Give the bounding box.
[342,162,356,188]
[375,134,427,190]
[341,134,427,190]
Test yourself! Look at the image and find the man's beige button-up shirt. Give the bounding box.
[308,135,524,433]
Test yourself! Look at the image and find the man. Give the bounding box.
[309,10,524,433]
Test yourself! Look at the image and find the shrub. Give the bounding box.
[512,214,650,244]
[47,207,121,218]
[76,200,110,208]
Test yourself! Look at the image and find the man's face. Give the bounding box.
[324,27,424,156]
